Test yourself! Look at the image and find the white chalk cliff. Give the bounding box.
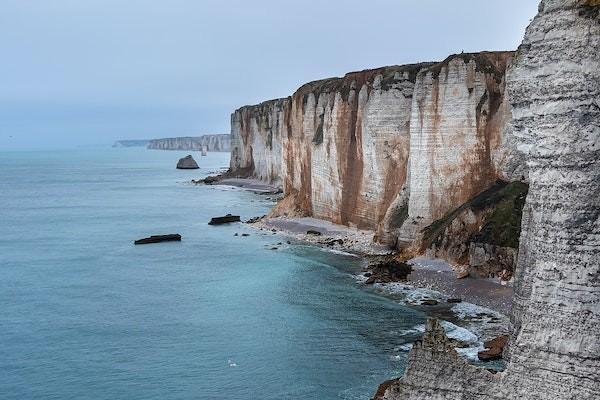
[376,1,600,398]
[229,52,528,277]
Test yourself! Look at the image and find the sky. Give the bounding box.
[0,0,540,150]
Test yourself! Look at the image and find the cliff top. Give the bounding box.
[425,51,515,82]
[234,97,290,114]
[233,51,515,112]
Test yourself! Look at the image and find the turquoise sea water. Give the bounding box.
[0,148,426,400]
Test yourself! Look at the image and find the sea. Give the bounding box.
[0,148,428,400]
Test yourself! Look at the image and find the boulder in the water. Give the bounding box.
[478,335,509,361]
[177,155,199,169]
[134,234,181,245]
[208,214,241,225]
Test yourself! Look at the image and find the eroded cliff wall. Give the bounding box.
[396,52,514,246]
[147,134,230,152]
[230,99,288,183]
[230,53,519,238]
[284,65,430,229]
[377,1,600,398]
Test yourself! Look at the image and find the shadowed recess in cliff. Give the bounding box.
[421,180,528,250]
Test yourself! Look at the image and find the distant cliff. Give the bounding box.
[112,139,149,148]
[230,51,527,278]
[147,134,230,151]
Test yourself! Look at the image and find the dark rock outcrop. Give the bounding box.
[208,214,241,225]
[134,234,181,245]
[478,335,508,361]
[176,155,199,169]
[364,259,412,284]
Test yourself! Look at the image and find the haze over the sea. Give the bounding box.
[0,0,539,150]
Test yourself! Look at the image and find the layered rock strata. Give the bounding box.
[230,53,518,242]
[230,99,288,183]
[147,134,230,152]
[376,1,600,399]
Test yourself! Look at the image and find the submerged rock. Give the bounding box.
[208,214,241,225]
[176,155,199,169]
[134,234,181,245]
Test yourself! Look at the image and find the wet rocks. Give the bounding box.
[477,339,505,362]
[306,230,322,236]
[202,175,220,184]
[208,214,241,225]
[364,258,412,284]
[245,215,265,224]
[322,238,344,247]
[484,335,508,350]
[447,298,463,304]
[421,299,439,306]
[176,155,199,169]
[134,234,181,245]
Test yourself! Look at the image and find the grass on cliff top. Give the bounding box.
[421,180,528,249]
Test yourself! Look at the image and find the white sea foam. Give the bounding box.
[439,320,479,345]
[397,343,414,352]
[455,344,485,361]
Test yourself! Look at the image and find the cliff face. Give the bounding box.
[284,64,431,229]
[231,53,518,238]
[147,134,230,152]
[378,1,600,399]
[396,52,514,246]
[230,99,288,183]
[421,180,528,279]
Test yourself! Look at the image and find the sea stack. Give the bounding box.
[176,155,199,169]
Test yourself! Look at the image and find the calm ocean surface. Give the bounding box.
[0,148,425,400]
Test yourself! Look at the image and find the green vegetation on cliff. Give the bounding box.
[421,180,528,249]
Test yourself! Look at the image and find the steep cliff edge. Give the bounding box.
[230,99,288,183]
[395,52,515,248]
[147,134,230,151]
[377,1,600,399]
[230,53,519,240]
[421,180,528,279]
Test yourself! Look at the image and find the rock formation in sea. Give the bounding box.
[229,52,527,278]
[374,1,600,398]
[176,155,199,169]
[147,134,230,151]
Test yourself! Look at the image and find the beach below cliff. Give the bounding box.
[250,214,513,361]
[242,207,513,316]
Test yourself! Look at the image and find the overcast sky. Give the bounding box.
[0,0,539,150]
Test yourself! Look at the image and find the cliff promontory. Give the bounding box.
[376,1,600,398]
[230,51,526,277]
